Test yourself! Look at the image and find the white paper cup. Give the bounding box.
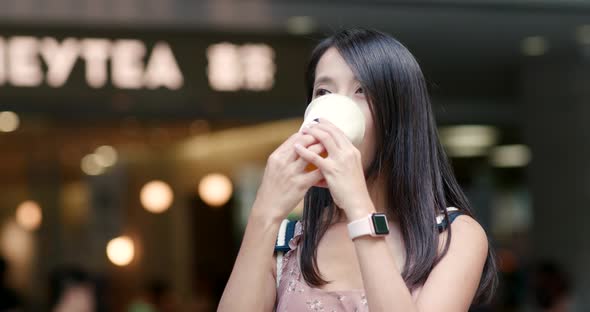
[299,94,365,147]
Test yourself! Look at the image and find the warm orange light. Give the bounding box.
[106,236,134,266]
[15,200,42,231]
[140,180,174,213]
[81,154,105,176]
[198,173,233,207]
[0,111,20,132]
[94,145,118,167]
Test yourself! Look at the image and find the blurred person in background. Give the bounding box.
[49,267,102,312]
[0,256,24,312]
[219,28,498,311]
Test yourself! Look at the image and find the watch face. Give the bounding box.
[372,213,389,235]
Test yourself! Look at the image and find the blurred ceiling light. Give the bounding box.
[490,144,531,168]
[439,125,499,157]
[576,25,590,45]
[0,111,20,132]
[94,145,118,167]
[140,180,174,213]
[521,36,548,56]
[16,200,42,231]
[177,118,301,161]
[198,173,233,207]
[286,16,316,35]
[106,236,134,266]
[81,154,105,176]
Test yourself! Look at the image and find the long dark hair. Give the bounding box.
[300,28,498,304]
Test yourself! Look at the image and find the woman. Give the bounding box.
[219,28,497,311]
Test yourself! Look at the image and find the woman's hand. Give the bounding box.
[252,132,326,223]
[295,118,375,221]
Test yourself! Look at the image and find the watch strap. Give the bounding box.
[347,214,374,240]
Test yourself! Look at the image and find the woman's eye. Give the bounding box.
[355,87,364,94]
[314,88,330,97]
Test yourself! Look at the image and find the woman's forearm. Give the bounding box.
[218,202,282,312]
[354,236,418,312]
[347,198,418,312]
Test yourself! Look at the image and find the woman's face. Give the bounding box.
[311,47,376,174]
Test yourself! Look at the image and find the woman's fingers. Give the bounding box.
[298,167,324,188]
[291,143,325,172]
[275,133,318,161]
[294,142,328,171]
[312,118,352,148]
[301,125,339,155]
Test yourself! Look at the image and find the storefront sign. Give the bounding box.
[0,36,183,90]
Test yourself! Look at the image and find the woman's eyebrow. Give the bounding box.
[314,76,360,87]
[314,76,334,86]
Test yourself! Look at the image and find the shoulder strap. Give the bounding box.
[437,207,464,233]
[275,219,297,289]
[275,219,297,252]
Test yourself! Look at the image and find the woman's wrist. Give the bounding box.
[249,199,287,226]
[344,197,377,222]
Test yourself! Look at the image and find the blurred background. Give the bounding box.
[0,0,588,311]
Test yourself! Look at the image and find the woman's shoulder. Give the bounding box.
[449,214,487,243]
[438,210,488,256]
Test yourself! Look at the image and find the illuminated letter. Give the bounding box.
[112,39,145,89]
[80,39,110,88]
[240,43,275,91]
[8,36,43,87]
[144,42,183,90]
[206,42,242,91]
[39,37,79,87]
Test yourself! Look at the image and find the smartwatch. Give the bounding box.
[347,213,390,240]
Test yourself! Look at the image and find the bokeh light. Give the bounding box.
[286,16,316,35]
[490,144,532,168]
[81,154,105,176]
[521,36,548,56]
[15,200,42,231]
[0,111,20,132]
[198,173,233,207]
[140,180,174,213]
[94,145,118,167]
[439,125,499,157]
[106,236,134,266]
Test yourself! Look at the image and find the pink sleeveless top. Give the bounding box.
[276,222,369,312]
[276,208,461,311]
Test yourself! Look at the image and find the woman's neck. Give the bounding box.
[367,174,387,214]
